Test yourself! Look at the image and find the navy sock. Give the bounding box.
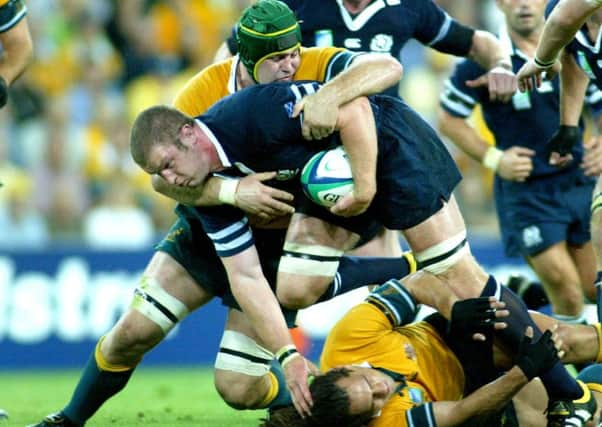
[481,276,582,400]
[317,255,412,303]
[63,349,134,424]
[268,360,292,409]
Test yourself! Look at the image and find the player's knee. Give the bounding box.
[276,274,332,309]
[414,231,486,297]
[214,330,273,409]
[415,231,469,274]
[130,275,190,335]
[277,242,342,308]
[215,376,264,409]
[103,315,162,362]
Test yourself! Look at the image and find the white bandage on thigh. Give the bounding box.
[415,231,469,275]
[215,330,273,376]
[278,242,344,276]
[130,276,190,333]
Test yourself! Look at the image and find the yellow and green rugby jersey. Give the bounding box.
[0,0,27,33]
[173,46,363,117]
[320,302,465,427]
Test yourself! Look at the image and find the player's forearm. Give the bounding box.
[436,367,527,425]
[152,175,224,206]
[559,53,588,126]
[319,54,403,106]
[0,19,33,84]
[535,0,598,64]
[438,109,490,164]
[337,97,377,200]
[227,268,293,353]
[467,30,512,71]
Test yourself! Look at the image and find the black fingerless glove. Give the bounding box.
[447,297,497,339]
[515,330,559,381]
[547,125,579,157]
[0,76,7,109]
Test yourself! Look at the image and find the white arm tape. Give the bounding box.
[218,178,239,205]
[482,146,504,171]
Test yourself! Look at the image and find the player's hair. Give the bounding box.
[130,105,194,167]
[308,368,371,427]
[236,0,302,82]
[260,368,371,427]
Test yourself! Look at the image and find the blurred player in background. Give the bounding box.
[0,0,31,110]
[439,0,602,324]
[516,0,602,324]
[0,0,31,420]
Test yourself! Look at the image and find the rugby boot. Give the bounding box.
[506,274,549,310]
[27,411,80,427]
[546,381,597,426]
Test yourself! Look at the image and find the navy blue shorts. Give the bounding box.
[495,172,594,257]
[156,206,296,324]
[297,96,462,236]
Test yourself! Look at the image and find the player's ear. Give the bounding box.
[179,123,197,146]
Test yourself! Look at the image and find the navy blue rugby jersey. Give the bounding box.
[194,80,338,257]
[548,0,602,91]
[440,24,602,179]
[0,0,27,33]
[282,0,474,97]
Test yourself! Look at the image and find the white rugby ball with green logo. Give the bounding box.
[301,146,354,208]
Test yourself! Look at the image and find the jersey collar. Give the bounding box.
[195,119,231,168]
[228,55,240,94]
[336,0,387,31]
[575,24,602,54]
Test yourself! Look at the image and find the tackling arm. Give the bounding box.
[152,174,294,218]
[293,54,403,140]
[317,53,403,107]
[152,174,219,206]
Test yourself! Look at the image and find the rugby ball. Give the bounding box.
[301,146,354,208]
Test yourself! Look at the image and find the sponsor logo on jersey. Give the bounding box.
[370,34,394,53]
[284,101,295,118]
[578,51,596,80]
[275,169,299,180]
[344,38,362,49]
[314,29,334,47]
[522,225,543,248]
[408,387,424,404]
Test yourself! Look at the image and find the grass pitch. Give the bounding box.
[0,367,265,426]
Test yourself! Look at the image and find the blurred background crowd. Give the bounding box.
[0,0,505,251]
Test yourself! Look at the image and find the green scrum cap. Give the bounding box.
[236,0,302,82]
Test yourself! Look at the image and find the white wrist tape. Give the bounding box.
[218,179,239,205]
[482,147,504,171]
